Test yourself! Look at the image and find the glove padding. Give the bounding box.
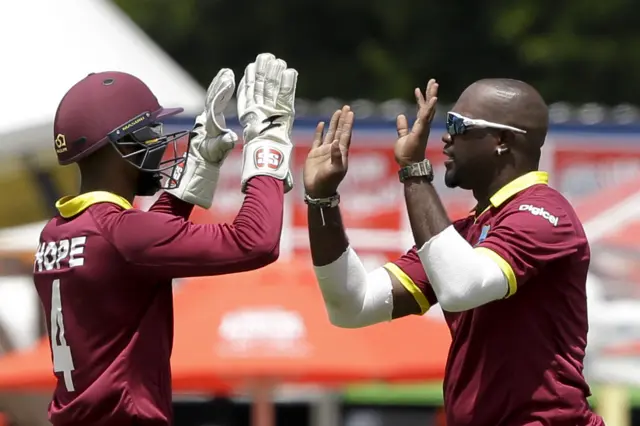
[168,68,238,208]
[237,53,298,193]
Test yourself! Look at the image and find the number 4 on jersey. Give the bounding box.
[51,279,76,392]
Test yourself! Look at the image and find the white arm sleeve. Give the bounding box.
[417,225,508,312]
[313,247,393,328]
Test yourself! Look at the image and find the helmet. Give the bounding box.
[53,71,189,189]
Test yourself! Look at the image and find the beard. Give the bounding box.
[444,164,460,188]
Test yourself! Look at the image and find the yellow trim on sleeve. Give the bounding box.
[384,262,431,314]
[474,247,517,298]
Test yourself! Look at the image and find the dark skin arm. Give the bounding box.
[403,178,451,248]
[304,106,421,318]
[395,80,451,247]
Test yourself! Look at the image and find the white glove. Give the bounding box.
[168,68,238,208]
[237,53,298,193]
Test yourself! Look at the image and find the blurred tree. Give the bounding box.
[114,0,640,104]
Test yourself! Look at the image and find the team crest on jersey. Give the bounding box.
[475,225,490,246]
[254,147,284,170]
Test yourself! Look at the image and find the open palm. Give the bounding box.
[303,106,354,198]
[394,79,439,167]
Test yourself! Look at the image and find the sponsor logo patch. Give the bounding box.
[518,204,559,226]
[254,147,284,171]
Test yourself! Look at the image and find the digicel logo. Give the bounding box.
[518,204,559,226]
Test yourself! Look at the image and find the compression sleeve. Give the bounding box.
[417,225,509,312]
[313,246,393,328]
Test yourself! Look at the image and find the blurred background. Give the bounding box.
[1,0,640,425]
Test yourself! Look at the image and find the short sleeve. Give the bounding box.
[384,248,437,315]
[476,196,584,297]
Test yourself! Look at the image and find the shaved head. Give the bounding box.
[442,78,549,196]
[455,78,549,149]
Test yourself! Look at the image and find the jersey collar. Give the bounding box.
[56,191,133,218]
[471,171,549,218]
[489,171,549,207]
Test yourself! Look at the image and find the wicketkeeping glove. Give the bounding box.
[168,68,238,208]
[237,53,298,193]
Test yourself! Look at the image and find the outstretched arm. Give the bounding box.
[395,81,509,312]
[305,109,350,267]
[110,176,283,279]
[111,53,299,280]
[309,205,424,327]
[305,107,423,328]
[395,81,451,247]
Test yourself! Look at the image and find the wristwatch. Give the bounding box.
[304,193,340,208]
[398,159,434,183]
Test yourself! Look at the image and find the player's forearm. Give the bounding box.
[308,206,393,327]
[403,177,451,247]
[197,175,283,275]
[119,176,284,278]
[173,176,283,277]
[313,245,393,328]
[307,206,349,266]
[228,175,284,265]
[148,192,195,219]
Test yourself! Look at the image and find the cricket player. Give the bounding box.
[32,53,297,426]
[304,80,604,425]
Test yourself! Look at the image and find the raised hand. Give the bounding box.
[394,79,439,167]
[197,68,238,164]
[167,68,238,209]
[303,106,355,198]
[237,53,298,193]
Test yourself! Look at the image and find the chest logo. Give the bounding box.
[518,204,559,226]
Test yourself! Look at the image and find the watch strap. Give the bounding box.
[398,159,434,183]
[304,193,340,208]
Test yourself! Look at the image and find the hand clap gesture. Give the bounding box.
[303,106,355,198]
[394,79,439,167]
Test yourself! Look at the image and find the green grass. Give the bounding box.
[343,382,640,407]
[344,382,443,405]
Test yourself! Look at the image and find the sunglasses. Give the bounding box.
[446,112,527,136]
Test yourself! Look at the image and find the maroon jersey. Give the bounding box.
[32,176,283,426]
[385,172,604,426]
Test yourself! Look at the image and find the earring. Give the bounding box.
[496,147,507,155]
